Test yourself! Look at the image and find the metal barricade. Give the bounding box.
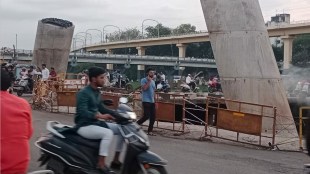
[299,106,310,150]
[155,93,186,132]
[201,97,277,147]
[132,92,187,133]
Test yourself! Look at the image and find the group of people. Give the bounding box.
[19,64,57,81]
[1,63,58,94]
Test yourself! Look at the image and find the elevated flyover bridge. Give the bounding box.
[1,53,217,68]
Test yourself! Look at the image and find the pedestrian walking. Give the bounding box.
[137,68,156,136]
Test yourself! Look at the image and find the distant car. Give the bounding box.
[173,76,181,83]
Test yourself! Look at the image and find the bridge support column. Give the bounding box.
[201,0,298,149]
[106,64,113,70]
[105,49,113,55]
[136,46,146,56]
[176,44,187,58]
[137,65,145,81]
[282,35,295,72]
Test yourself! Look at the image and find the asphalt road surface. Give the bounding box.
[29,110,310,174]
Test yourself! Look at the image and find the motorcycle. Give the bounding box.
[156,81,171,93]
[207,78,222,93]
[180,82,199,93]
[35,98,168,174]
[110,72,133,92]
[13,77,33,96]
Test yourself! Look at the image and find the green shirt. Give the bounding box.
[74,85,114,128]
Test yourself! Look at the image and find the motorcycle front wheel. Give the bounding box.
[138,165,168,174]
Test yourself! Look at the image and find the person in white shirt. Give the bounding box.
[19,68,28,79]
[186,74,192,84]
[41,64,50,81]
[160,72,165,82]
[186,74,195,90]
[81,70,89,86]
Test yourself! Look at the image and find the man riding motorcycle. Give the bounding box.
[186,74,196,90]
[75,66,124,174]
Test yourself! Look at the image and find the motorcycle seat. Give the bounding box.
[67,134,100,149]
[52,125,100,149]
[61,130,101,149]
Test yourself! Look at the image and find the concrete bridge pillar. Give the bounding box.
[282,35,295,71]
[137,65,145,81]
[106,64,113,70]
[136,46,146,56]
[200,0,298,149]
[105,49,113,55]
[176,43,187,58]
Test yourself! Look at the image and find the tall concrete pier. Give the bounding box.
[32,18,74,73]
[200,0,298,149]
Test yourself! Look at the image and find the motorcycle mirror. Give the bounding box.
[119,97,128,104]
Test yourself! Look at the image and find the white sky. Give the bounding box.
[0,0,309,50]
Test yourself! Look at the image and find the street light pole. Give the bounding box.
[103,25,121,42]
[85,29,103,43]
[16,34,18,58]
[75,32,92,46]
[141,19,160,38]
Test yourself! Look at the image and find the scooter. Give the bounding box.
[13,77,33,96]
[35,98,168,174]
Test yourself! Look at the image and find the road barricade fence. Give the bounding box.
[298,106,310,150]
[46,89,278,147]
[201,97,277,147]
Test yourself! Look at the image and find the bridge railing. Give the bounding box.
[71,52,216,63]
[77,20,309,47]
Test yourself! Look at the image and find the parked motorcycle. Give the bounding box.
[35,98,168,174]
[13,77,33,96]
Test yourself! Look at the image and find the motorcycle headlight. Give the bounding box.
[127,112,137,120]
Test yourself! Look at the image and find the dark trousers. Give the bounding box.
[137,102,156,132]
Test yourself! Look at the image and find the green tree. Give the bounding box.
[107,28,141,42]
[145,24,172,38]
[173,24,196,34]
[272,45,284,62]
[292,34,310,67]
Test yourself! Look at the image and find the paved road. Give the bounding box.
[29,110,310,174]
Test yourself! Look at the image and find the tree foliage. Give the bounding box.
[173,24,196,34]
[292,34,310,67]
[145,24,172,38]
[107,28,140,42]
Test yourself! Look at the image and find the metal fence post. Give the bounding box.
[272,107,277,146]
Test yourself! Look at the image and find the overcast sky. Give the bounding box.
[0,0,309,50]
